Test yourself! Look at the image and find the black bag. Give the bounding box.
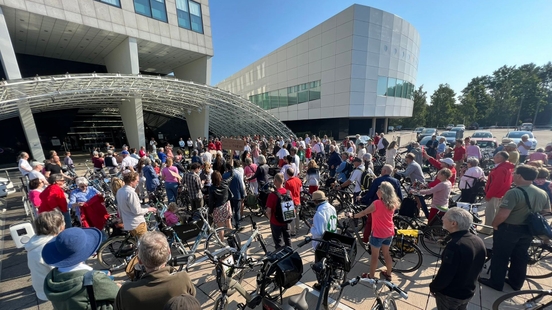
[343,162,354,179]
[360,170,375,191]
[517,187,552,238]
[398,195,419,218]
[274,190,295,224]
[266,246,303,289]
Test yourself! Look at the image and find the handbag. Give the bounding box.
[517,187,552,238]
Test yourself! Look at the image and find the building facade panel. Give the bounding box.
[216,4,420,137]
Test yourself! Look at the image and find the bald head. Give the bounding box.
[381,164,393,175]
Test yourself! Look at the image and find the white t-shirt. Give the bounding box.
[28,170,47,183]
[517,140,531,156]
[460,166,485,189]
[281,163,297,181]
[202,151,213,164]
[305,137,311,145]
[19,159,32,176]
[357,148,367,159]
[121,156,138,170]
[349,165,364,193]
[187,140,193,147]
[244,144,251,152]
[300,141,306,149]
[277,148,289,159]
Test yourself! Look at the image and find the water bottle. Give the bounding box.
[472,205,478,213]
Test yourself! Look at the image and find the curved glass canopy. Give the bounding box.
[0,73,294,138]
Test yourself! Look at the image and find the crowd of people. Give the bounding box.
[15,129,552,310]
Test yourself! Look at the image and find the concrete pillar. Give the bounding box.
[384,118,389,134]
[0,8,45,162]
[371,118,377,137]
[104,37,145,148]
[173,56,212,138]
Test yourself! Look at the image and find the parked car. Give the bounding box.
[388,126,395,132]
[440,131,458,146]
[456,124,466,130]
[417,128,438,142]
[445,124,454,130]
[345,135,371,146]
[395,125,403,131]
[471,131,494,139]
[520,123,534,131]
[468,122,479,130]
[414,127,425,140]
[449,127,465,139]
[503,131,537,150]
[474,139,497,150]
[419,135,445,148]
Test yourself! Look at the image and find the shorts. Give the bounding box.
[369,235,393,248]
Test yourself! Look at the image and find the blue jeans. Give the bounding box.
[230,199,241,229]
[165,182,179,203]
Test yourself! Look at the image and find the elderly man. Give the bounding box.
[430,208,486,309]
[482,151,515,235]
[104,150,118,175]
[394,153,424,184]
[120,150,139,171]
[517,134,532,163]
[69,177,101,226]
[377,133,389,156]
[28,161,48,185]
[337,157,365,200]
[335,152,351,183]
[459,157,485,203]
[116,172,157,238]
[327,145,342,178]
[115,231,196,310]
[480,165,550,291]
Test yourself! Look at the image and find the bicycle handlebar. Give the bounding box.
[347,276,408,300]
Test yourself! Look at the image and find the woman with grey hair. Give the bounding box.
[69,177,101,226]
[25,210,65,300]
[363,153,374,172]
[459,157,485,203]
[248,154,269,189]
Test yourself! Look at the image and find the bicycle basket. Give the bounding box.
[315,232,357,272]
[265,246,303,289]
[396,229,419,253]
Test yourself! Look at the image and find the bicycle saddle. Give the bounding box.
[288,288,309,310]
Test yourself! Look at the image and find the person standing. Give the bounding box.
[517,134,532,163]
[284,168,302,236]
[430,208,486,309]
[223,160,245,231]
[426,135,439,159]
[161,158,181,203]
[452,139,466,167]
[505,142,520,165]
[466,140,482,160]
[39,174,72,228]
[182,163,204,211]
[310,190,337,249]
[116,172,157,238]
[385,141,398,168]
[482,151,515,234]
[266,173,292,249]
[479,165,550,291]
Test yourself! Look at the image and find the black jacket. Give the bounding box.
[252,164,269,189]
[208,182,231,209]
[429,230,486,299]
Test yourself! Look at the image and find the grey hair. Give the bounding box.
[363,153,372,161]
[143,157,152,165]
[47,173,64,185]
[137,231,170,270]
[445,207,473,231]
[521,134,529,139]
[92,151,98,156]
[75,177,88,186]
[466,157,479,167]
[257,155,267,165]
[245,157,252,165]
[381,164,394,174]
[107,150,114,155]
[34,210,65,236]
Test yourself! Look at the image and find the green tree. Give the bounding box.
[427,84,456,127]
[400,85,428,128]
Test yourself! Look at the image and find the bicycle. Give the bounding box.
[203,233,306,310]
[492,289,552,309]
[346,274,408,310]
[338,203,423,273]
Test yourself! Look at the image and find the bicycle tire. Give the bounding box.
[214,296,228,310]
[371,298,385,310]
[419,226,448,257]
[97,236,137,270]
[385,298,398,310]
[323,268,347,310]
[492,289,552,310]
[526,242,552,279]
[205,228,242,253]
[383,237,423,273]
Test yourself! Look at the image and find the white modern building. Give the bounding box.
[0,0,293,165]
[216,4,420,139]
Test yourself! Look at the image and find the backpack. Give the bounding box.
[274,190,295,224]
[343,162,354,179]
[360,170,375,191]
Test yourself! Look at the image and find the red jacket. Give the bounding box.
[427,157,457,186]
[485,161,515,199]
[80,195,109,230]
[39,184,68,213]
[284,176,302,206]
[215,141,222,151]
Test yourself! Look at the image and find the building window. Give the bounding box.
[176,0,203,33]
[134,0,168,22]
[249,80,321,110]
[377,76,415,99]
[377,76,387,96]
[387,78,397,97]
[96,0,121,7]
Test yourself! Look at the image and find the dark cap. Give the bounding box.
[353,157,362,163]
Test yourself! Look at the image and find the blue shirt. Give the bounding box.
[336,161,348,183]
[143,165,160,192]
[360,174,403,206]
[437,142,446,153]
[222,170,245,200]
[157,151,167,164]
[69,187,100,205]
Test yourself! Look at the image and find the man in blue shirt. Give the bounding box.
[327,145,342,177]
[157,147,167,164]
[69,177,101,226]
[335,152,350,183]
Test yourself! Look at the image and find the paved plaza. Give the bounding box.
[2,129,552,309]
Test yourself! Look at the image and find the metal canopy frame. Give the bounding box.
[0,73,294,137]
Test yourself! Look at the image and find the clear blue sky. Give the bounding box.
[209,0,552,99]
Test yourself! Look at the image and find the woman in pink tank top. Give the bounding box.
[347,181,400,280]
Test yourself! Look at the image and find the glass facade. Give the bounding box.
[134,0,168,22]
[96,0,121,7]
[176,0,204,33]
[376,76,414,99]
[249,80,321,110]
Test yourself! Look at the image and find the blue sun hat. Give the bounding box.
[42,227,102,268]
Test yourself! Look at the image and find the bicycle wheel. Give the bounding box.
[97,236,137,270]
[492,290,552,309]
[323,268,348,310]
[205,228,241,253]
[393,216,416,230]
[384,298,398,310]
[526,242,552,279]
[214,295,228,310]
[383,238,423,273]
[371,298,385,310]
[419,226,448,257]
[299,204,316,229]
